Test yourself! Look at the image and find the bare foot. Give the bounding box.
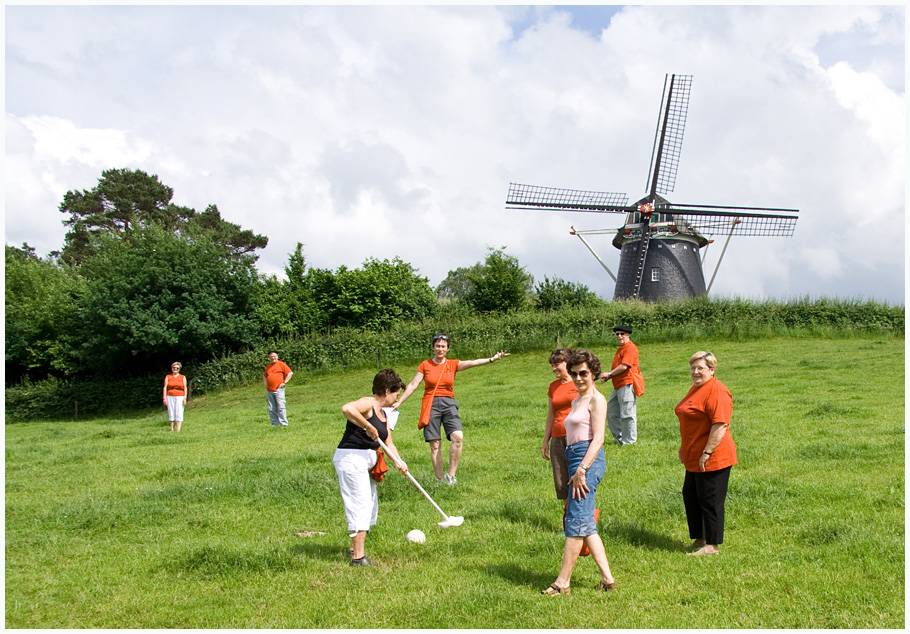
[687,545,719,556]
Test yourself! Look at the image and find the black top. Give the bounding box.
[337,406,389,450]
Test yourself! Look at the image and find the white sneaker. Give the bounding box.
[443,473,457,486]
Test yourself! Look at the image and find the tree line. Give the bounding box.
[6,168,599,386]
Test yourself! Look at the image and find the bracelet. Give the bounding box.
[579,464,588,472]
[703,450,712,456]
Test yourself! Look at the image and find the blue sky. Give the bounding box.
[5,5,905,303]
[509,5,624,38]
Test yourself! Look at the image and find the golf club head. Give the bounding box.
[438,516,464,529]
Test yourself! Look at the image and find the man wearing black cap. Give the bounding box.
[601,325,641,445]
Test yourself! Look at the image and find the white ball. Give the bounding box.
[406,529,426,543]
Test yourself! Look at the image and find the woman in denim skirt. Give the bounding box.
[542,349,617,595]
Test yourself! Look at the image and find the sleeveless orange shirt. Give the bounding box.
[165,373,186,396]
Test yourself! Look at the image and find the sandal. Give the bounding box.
[595,580,618,591]
[541,583,570,596]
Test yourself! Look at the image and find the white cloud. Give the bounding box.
[798,246,846,279]
[4,5,904,303]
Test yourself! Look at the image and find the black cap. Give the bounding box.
[613,325,632,334]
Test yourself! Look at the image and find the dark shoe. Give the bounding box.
[595,580,618,591]
[541,583,570,596]
[350,556,374,566]
[346,548,354,558]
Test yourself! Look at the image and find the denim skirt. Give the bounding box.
[564,440,605,537]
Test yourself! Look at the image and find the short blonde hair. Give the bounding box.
[689,351,717,370]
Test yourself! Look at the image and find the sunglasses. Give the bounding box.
[433,334,450,341]
[568,369,591,378]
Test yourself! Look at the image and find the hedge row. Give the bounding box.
[6,296,903,422]
[4,375,162,423]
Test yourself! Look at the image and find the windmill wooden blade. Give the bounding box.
[660,203,798,237]
[646,74,693,197]
[506,182,630,213]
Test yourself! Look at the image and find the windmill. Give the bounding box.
[506,74,799,302]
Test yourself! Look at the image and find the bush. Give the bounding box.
[534,276,600,311]
[75,225,260,375]
[5,375,162,422]
[7,296,902,421]
[464,248,533,313]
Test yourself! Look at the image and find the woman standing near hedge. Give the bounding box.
[163,362,188,432]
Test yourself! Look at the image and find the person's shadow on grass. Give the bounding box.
[605,522,687,552]
[291,543,347,560]
[483,562,555,590]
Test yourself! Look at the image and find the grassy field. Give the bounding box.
[5,335,904,628]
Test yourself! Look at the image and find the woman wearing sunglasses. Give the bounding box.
[393,333,508,485]
[542,348,617,595]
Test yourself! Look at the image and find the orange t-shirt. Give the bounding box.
[264,360,292,392]
[547,379,578,438]
[165,374,186,396]
[418,359,459,398]
[611,341,639,390]
[675,377,736,472]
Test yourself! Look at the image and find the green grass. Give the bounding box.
[5,335,904,628]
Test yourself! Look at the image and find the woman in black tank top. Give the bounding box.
[333,369,408,566]
[337,407,389,450]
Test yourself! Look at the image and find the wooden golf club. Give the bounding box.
[376,438,464,528]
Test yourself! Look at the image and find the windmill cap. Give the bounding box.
[613,325,633,334]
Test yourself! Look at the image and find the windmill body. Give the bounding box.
[506,74,798,302]
[613,196,709,301]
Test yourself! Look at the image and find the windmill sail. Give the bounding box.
[663,203,798,237]
[646,74,693,198]
[506,182,629,212]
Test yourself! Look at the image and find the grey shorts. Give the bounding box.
[423,396,463,442]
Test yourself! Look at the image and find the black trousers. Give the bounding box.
[682,466,732,545]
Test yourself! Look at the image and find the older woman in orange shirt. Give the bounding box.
[675,351,736,556]
[163,361,188,432]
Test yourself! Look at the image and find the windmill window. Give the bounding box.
[651,268,660,282]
